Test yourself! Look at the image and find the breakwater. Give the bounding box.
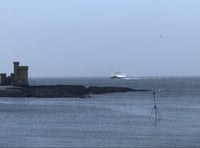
[0,85,148,98]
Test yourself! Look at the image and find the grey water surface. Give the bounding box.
[0,77,200,147]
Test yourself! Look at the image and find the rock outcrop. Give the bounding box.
[0,85,148,98]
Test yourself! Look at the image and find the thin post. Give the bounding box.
[152,90,161,121]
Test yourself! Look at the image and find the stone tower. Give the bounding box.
[12,61,29,86]
[0,61,29,86]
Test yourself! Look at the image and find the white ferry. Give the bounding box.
[110,72,127,79]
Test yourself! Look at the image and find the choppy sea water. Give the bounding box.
[0,77,200,147]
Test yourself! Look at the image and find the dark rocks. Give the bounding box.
[88,86,134,94]
[0,85,148,98]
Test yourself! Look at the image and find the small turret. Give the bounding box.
[13,61,20,76]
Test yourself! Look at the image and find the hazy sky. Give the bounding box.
[0,0,200,77]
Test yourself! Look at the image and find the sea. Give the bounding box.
[0,77,200,147]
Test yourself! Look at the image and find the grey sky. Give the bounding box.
[0,0,200,77]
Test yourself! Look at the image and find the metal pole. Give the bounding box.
[153,91,157,120]
[153,90,160,121]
